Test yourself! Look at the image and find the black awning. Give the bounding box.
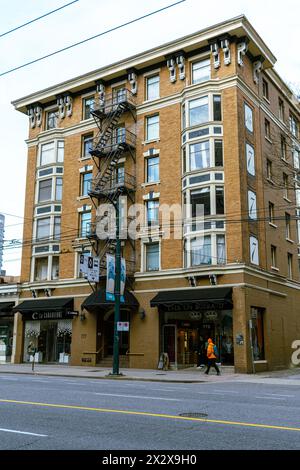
[0,302,15,317]
[82,288,139,313]
[150,287,232,310]
[13,298,74,314]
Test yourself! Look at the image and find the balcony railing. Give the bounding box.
[90,129,136,158]
[91,89,136,117]
[89,172,136,198]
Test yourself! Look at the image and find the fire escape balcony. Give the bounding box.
[88,172,136,199]
[91,88,136,119]
[89,130,136,158]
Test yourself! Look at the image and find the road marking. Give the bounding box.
[0,377,19,381]
[1,398,300,433]
[212,390,239,394]
[255,396,285,400]
[262,394,295,398]
[93,393,182,401]
[196,391,223,395]
[0,427,47,437]
[148,388,180,392]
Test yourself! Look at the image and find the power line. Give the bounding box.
[0,0,187,78]
[0,1,80,38]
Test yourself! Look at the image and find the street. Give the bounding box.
[0,373,300,450]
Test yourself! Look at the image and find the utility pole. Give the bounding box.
[111,198,122,376]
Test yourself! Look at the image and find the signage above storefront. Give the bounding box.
[23,310,76,321]
[162,301,228,312]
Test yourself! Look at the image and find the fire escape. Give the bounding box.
[87,87,136,277]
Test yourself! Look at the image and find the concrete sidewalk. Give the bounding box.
[0,362,299,383]
[0,363,237,383]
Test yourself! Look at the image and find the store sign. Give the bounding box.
[80,255,100,282]
[24,311,75,321]
[117,321,129,332]
[164,301,227,312]
[204,310,218,321]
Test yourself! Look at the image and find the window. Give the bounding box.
[113,87,126,104]
[267,159,273,181]
[115,165,125,184]
[146,200,159,226]
[46,110,58,130]
[55,177,63,201]
[279,98,284,121]
[115,126,126,144]
[290,114,298,138]
[268,202,275,224]
[293,148,300,169]
[250,307,265,360]
[248,190,257,220]
[213,95,222,121]
[40,142,55,166]
[281,136,287,160]
[38,179,52,202]
[244,103,253,132]
[51,256,59,280]
[189,97,209,126]
[53,216,61,240]
[192,59,210,84]
[81,172,92,196]
[40,141,64,166]
[217,234,226,264]
[146,75,159,100]
[283,173,289,199]
[271,245,277,268]
[146,115,159,141]
[262,79,269,100]
[214,140,223,167]
[250,236,259,265]
[189,141,210,170]
[36,218,50,241]
[191,188,210,217]
[285,213,291,239]
[265,119,271,139]
[288,253,293,278]
[216,186,224,215]
[83,96,94,120]
[34,257,48,281]
[79,211,91,238]
[145,243,159,271]
[82,134,93,157]
[191,236,211,265]
[246,143,255,176]
[146,156,159,183]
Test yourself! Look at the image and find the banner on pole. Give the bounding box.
[106,254,115,301]
[120,258,126,303]
[79,254,88,275]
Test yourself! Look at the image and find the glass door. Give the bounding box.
[162,324,177,366]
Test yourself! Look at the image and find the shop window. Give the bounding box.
[250,307,265,360]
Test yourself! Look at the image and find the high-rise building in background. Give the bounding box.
[0,214,5,276]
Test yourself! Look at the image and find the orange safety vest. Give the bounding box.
[207,343,216,359]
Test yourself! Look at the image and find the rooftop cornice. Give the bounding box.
[12,15,277,114]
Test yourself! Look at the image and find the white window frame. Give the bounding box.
[246,143,255,176]
[146,74,160,101]
[191,58,211,84]
[39,140,64,167]
[244,103,254,133]
[146,115,159,141]
[142,241,161,272]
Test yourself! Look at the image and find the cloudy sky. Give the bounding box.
[0,0,299,275]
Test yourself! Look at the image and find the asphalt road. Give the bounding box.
[0,373,300,450]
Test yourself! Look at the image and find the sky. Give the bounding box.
[0,0,299,276]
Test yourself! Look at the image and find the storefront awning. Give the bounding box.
[82,288,139,313]
[150,287,233,311]
[12,298,75,321]
[0,302,15,317]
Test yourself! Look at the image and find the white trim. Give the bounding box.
[143,68,161,77]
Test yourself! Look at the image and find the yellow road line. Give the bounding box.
[1,398,300,433]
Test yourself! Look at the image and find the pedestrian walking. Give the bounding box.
[204,338,221,375]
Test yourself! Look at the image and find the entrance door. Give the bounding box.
[177,328,198,366]
[0,326,8,362]
[162,324,177,366]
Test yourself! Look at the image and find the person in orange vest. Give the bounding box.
[205,338,221,375]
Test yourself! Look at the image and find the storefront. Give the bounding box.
[0,302,15,363]
[151,287,233,368]
[82,287,139,363]
[13,298,76,364]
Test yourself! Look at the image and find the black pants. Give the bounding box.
[205,359,220,374]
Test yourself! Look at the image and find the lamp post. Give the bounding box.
[112,198,121,376]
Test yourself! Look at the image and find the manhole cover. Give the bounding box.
[179,412,208,418]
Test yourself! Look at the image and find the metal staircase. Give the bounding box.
[87,88,136,275]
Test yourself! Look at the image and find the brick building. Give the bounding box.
[12,15,300,372]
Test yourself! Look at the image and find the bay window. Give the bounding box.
[189,141,210,170]
[189,97,209,126]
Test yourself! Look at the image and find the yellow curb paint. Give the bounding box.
[1,398,300,433]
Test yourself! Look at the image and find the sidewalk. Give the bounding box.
[0,363,236,383]
[0,362,299,383]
